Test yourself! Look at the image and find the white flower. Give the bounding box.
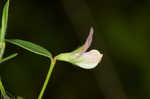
[55,27,103,69]
[74,49,103,69]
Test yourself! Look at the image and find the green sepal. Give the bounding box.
[55,46,83,63]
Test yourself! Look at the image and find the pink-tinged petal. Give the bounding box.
[82,26,94,53]
[74,49,103,69]
[73,27,94,58]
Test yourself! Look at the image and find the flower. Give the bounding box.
[55,27,103,69]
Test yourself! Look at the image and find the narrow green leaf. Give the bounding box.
[0,53,18,64]
[6,39,52,58]
[0,0,9,42]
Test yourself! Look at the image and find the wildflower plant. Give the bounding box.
[0,0,103,99]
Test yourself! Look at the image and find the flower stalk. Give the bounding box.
[38,58,56,99]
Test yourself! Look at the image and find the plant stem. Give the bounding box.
[38,58,56,99]
[0,42,5,60]
[0,42,6,97]
[0,80,6,96]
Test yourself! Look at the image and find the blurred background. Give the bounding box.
[0,0,150,98]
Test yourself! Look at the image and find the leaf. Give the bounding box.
[0,0,9,43]
[0,53,18,64]
[6,39,52,58]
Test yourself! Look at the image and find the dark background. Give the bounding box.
[0,0,150,99]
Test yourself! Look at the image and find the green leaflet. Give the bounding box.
[6,39,52,58]
[0,53,18,64]
[0,0,9,43]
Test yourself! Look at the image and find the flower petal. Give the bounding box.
[74,49,103,69]
[82,27,94,53]
[73,27,94,59]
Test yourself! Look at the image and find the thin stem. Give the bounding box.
[0,42,5,60]
[0,42,6,97]
[38,58,56,99]
[0,80,6,96]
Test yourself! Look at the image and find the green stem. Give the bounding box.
[0,80,6,96]
[0,42,6,97]
[0,42,5,60]
[38,58,56,99]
